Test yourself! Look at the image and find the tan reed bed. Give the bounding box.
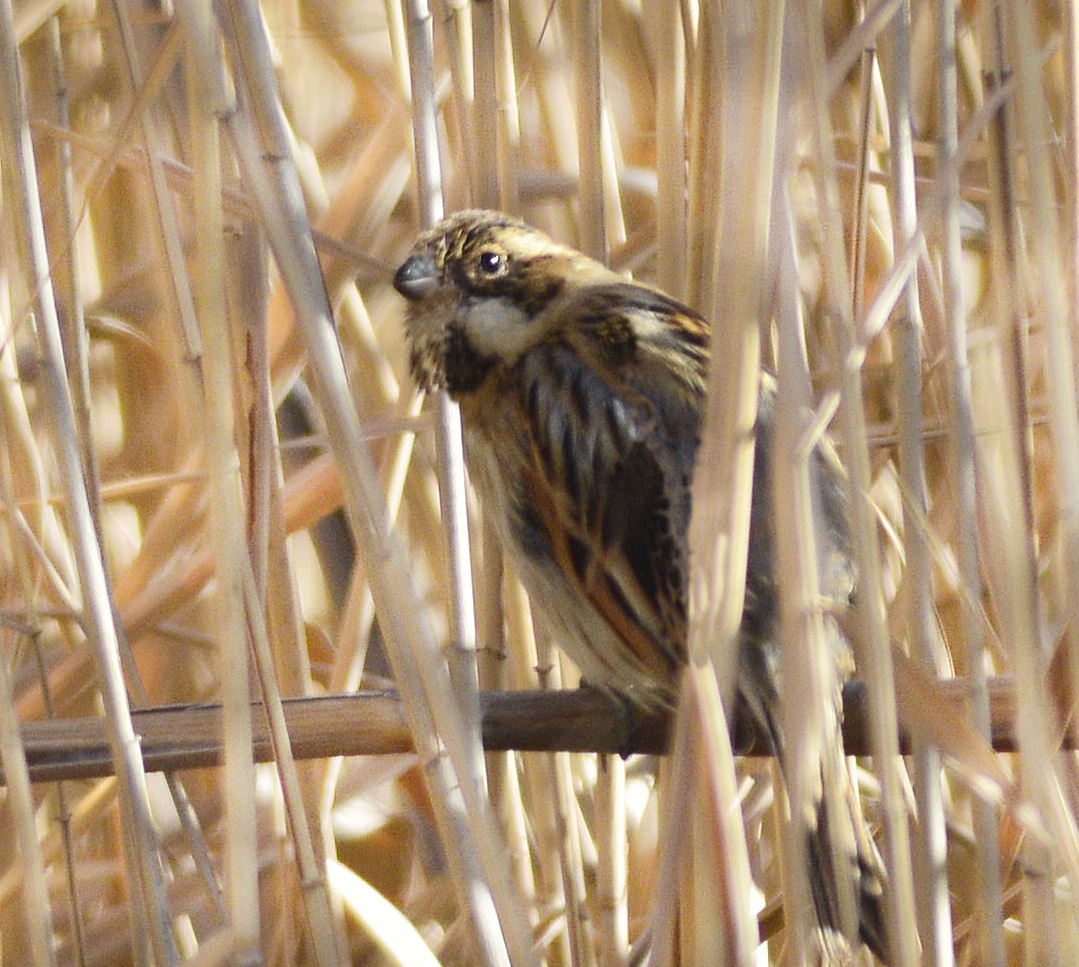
[0,1,1077,964]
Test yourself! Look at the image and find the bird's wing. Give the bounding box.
[512,283,708,685]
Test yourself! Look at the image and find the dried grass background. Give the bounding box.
[1,0,1078,964]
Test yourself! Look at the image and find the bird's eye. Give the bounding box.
[476,250,506,276]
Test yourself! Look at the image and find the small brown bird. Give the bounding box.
[395,209,887,961]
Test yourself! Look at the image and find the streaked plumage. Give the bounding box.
[395,209,887,961]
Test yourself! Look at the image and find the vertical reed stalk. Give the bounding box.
[0,639,55,966]
[982,8,1064,960]
[881,3,954,961]
[773,185,853,959]
[0,3,177,961]
[683,4,783,961]
[939,0,1005,961]
[650,0,688,301]
[790,3,920,961]
[184,6,262,955]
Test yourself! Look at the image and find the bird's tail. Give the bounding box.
[804,768,889,962]
[749,687,889,962]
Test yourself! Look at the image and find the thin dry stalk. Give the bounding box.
[981,8,1070,960]
[435,0,477,203]
[1006,0,1079,910]
[937,1,1006,961]
[681,3,782,959]
[463,0,537,928]
[400,2,541,962]
[594,755,628,967]
[772,186,854,959]
[850,42,876,325]
[107,5,201,367]
[468,0,496,209]
[221,2,535,963]
[229,203,343,961]
[0,638,55,966]
[88,34,278,942]
[529,616,594,966]
[686,0,764,723]
[790,3,920,961]
[47,16,101,537]
[568,0,606,262]
[1008,0,1079,701]
[880,3,954,961]
[674,666,758,963]
[183,10,262,955]
[0,3,176,961]
[562,9,630,964]
[492,0,521,213]
[554,748,596,967]
[401,0,484,749]
[507,581,572,965]
[509,2,577,234]
[242,559,341,964]
[649,0,688,301]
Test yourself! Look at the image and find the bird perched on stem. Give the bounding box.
[394,209,888,961]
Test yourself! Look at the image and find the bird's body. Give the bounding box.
[458,280,707,703]
[395,209,887,961]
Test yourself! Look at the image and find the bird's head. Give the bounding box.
[394,210,604,394]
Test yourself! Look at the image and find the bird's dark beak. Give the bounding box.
[393,253,440,300]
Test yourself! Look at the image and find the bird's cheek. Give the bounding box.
[459,296,537,361]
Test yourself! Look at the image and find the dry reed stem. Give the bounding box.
[1006,2,1079,934]
[649,1,688,302]
[937,0,1007,960]
[881,3,954,960]
[0,641,56,966]
[679,5,782,960]
[400,2,537,963]
[773,183,854,958]
[231,5,525,964]
[0,2,176,961]
[794,3,921,961]
[179,3,264,957]
[979,8,1069,962]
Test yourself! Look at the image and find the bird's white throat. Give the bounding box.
[460,296,541,362]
